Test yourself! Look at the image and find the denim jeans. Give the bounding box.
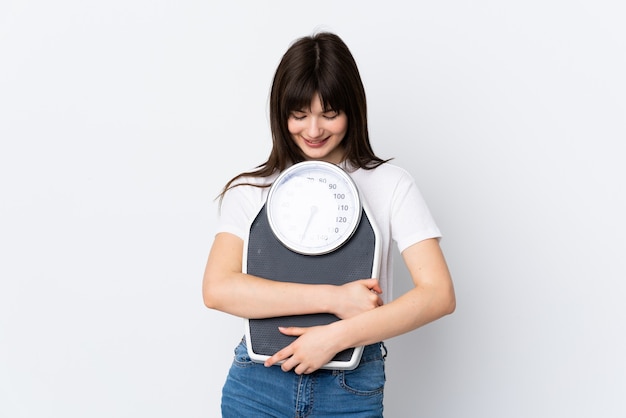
[221,339,386,417]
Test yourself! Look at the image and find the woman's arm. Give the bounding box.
[265,238,456,374]
[202,232,383,319]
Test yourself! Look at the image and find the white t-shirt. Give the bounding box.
[216,162,441,303]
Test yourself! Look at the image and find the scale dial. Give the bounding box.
[266,161,362,255]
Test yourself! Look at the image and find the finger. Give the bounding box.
[294,363,308,375]
[289,357,315,375]
[264,346,292,368]
[277,326,306,336]
[366,288,383,306]
[281,357,298,373]
[370,283,382,294]
[364,278,382,294]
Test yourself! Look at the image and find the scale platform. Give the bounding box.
[244,204,380,370]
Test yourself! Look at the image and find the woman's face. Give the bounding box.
[287,95,348,164]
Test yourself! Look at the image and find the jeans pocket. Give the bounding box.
[338,358,386,395]
[232,340,256,368]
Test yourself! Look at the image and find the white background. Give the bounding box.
[1,1,625,417]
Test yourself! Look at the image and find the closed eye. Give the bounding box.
[290,111,307,121]
[323,111,339,120]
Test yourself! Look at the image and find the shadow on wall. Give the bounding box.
[383,247,459,418]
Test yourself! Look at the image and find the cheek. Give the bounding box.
[333,117,348,135]
[287,120,298,135]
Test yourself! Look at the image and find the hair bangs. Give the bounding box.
[283,77,317,114]
[317,78,348,113]
[282,71,346,114]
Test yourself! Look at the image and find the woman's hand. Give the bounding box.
[264,324,343,374]
[262,279,382,374]
[332,278,383,319]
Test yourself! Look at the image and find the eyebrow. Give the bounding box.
[290,108,338,114]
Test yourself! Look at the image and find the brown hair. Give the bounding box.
[220,32,388,199]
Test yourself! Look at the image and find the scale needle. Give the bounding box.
[300,205,318,243]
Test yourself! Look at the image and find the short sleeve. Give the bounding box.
[390,171,441,253]
[216,181,268,241]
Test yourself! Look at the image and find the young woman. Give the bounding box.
[203,32,456,417]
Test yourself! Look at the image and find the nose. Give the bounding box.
[306,117,323,138]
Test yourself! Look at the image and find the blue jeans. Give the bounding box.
[221,339,386,417]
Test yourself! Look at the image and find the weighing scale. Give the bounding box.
[243,161,381,370]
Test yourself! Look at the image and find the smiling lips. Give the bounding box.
[304,137,329,148]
